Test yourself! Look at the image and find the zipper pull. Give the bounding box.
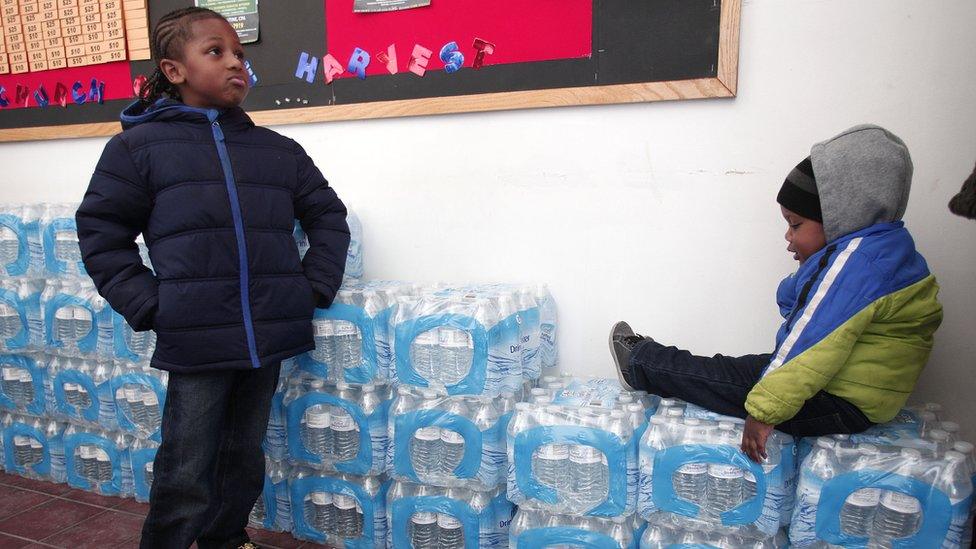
[211,120,225,142]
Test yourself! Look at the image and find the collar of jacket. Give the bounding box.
[794,220,905,279]
[120,98,254,132]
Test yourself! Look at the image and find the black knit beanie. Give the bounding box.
[777,156,822,222]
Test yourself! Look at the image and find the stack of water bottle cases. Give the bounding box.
[3,202,975,549]
[0,202,364,507]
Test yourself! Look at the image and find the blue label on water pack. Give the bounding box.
[393,409,485,482]
[814,470,952,548]
[513,425,634,517]
[130,447,157,502]
[2,421,50,476]
[63,432,125,495]
[43,217,85,275]
[0,214,31,276]
[110,373,165,441]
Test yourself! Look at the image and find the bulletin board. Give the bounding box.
[0,0,741,142]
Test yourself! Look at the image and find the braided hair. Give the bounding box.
[140,7,226,105]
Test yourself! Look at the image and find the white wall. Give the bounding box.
[2,0,975,438]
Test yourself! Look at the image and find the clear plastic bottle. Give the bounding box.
[334,319,362,372]
[0,298,20,341]
[304,404,332,459]
[411,485,439,549]
[411,390,443,477]
[46,419,65,483]
[673,418,709,506]
[705,421,744,518]
[311,318,336,367]
[438,327,473,386]
[140,382,159,431]
[334,492,361,538]
[331,382,360,463]
[940,449,975,547]
[571,409,610,509]
[532,405,569,492]
[310,491,334,534]
[439,398,469,478]
[873,448,923,545]
[927,428,952,456]
[410,328,439,384]
[0,221,20,270]
[608,515,633,549]
[1,364,22,405]
[92,361,114,429]
[840,444,880,537]
[269,460,292,532]
[438,488,465,549]
[938,421,960,445]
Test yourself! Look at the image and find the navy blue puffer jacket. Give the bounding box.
[76,99,350,372]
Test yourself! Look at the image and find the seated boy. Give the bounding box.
[611,124,943,462]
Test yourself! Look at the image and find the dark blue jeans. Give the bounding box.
[140,363,281,549]
[628,340,873,437]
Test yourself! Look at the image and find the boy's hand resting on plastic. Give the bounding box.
[741,415,775,463]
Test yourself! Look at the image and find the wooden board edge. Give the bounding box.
[0,77,735,142]
[717,0,742,96]
[249,78,735,127]
[0,119,122,142]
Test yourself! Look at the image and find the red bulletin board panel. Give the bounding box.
[0,61,134,110]
[324,0,593,78]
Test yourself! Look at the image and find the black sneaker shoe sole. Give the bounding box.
[609,321,637,391]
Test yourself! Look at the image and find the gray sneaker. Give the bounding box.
[609,321,647,391]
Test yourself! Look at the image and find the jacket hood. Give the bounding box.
[810,124,913,242]
[121,98,254,131]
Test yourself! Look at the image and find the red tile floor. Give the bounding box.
[0,471,326,549]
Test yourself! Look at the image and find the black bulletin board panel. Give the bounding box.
[0,0,740,142]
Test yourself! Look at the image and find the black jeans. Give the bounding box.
[628,340,873,437]
[140,362,281,549]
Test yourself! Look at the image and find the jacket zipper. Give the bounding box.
[209,112,261,368]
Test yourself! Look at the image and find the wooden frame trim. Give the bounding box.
[0,0,741,143]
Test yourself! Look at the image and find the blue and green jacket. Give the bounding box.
[746,221,942,425]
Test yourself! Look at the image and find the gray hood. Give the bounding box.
[810,124,913,242]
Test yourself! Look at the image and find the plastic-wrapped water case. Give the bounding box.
[387,481,514,549]
[289,468,389,548]
[263,358,296,461]
[42,279,113,357]
[509,509,644,549]
[390,288,522,397]
[0,204,43,277]
[63,424,130,496]
[293,208,364,281]
[388,386,514,490]
[129,437,158,503]
[110,363,166,441]
[302,282,406,385]
[533,285,557,379]
[0,279,43,352]
[638,404,796,539]
[284,372,391,476]
[639,514,789,548]
[249,459,293,533]
[112,309,156,364]
[0,353,47,416]
[1,412,65,482]
[48,355,118,430]
[790,436,974,548]
[40,203,86,277]
[507,378,647,517]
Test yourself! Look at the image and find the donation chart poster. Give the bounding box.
[196,0,260,43]
[353,0,431,13]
